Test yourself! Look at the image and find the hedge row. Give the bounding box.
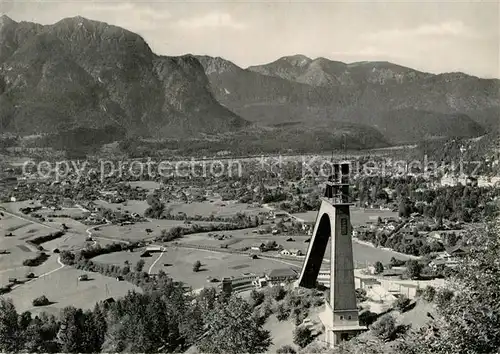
[22,252,49,267]
[30,231,65,245]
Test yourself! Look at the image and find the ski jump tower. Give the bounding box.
[297,162,366,347]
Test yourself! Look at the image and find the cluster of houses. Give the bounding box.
[81,202,145,226]
[353,216,399,238]
[157,185,214,204]
[439,174,499,188]
[428,244,468,271]
[355,214,465,247]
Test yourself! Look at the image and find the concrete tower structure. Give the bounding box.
[297,162,366,347]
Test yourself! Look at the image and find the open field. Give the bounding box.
[38,208,87,219]
[1,201,43,213]
[15,225,48,240]
[98,247,299,290]
[44,217,90,234]
[293,207,398,225]
[96,219,226,242]
[0,208,142,316]
[0,254,62,287]
[0,215,40,279]
[41,232,93,252]
[0,231,103,288]
[179,230,414,266]
[93,249,159,271]
[1,213,40,234]
[0,211,109,287]
[8,264,141,316]
[176,227,262,246]
[93,199,149,215]
[166,200,268,218]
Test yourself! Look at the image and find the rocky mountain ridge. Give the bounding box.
[198,55,499,144]
[0,16,247,139]
[0,15,497,153]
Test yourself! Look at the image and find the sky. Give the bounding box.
[1,0,499,78]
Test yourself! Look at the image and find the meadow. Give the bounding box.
[8,265,141,316]
[97,247,299,290]
[166,200,268,218]
[293,207,398,225]
[93,199,149,215]
[95,219,228,242]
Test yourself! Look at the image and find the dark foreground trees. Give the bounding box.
[293,325,313,348]
[402,225,500,354]
[197,295,272,354]
[0,298,22,352]
[0,272,273,353]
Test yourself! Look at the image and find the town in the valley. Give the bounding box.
[1,145,499,352]
[1,2,499,353]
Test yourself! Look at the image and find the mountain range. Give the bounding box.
[0,15,499,153]
[197,55,499,144]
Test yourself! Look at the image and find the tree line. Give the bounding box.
[0,274,273,353]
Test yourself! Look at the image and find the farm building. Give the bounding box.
[266,268,298,286]
[280,249,303,257]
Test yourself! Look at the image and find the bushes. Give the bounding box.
[435,288,454,307]
[370,314,398,341]
[293,325,313,348]
[32,295,50,306]
[390,257,406,267]
[63,255,152,289]
[374,261,384,274]
[80,242,131,259]
[135,260,145,272]
[253,299,273,324]
[276,303,291,321]
[0,285,12,295]
[277,345,297,354]
[30,231,65,245]
[394,295,411,312]
[192,260,202,273]
[422,286,436,302]
[267,285,286,301]
[355,288,368,303]
[250,289,265,307]
[22,252,49,267]
[60,243,136,264]
[359,310,378,326]
[280,288,324,326]
[291,307,308,326]
[60,250,75,264]
[163,212,235,223]
[405,260,422,279]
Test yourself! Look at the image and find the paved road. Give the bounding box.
[10,256,65,291]
[85,222,130,245]
[148,251,165,274]
[1,211,92,291]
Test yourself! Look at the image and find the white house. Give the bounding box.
[280,249,303,257]
[280,249,291,256]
